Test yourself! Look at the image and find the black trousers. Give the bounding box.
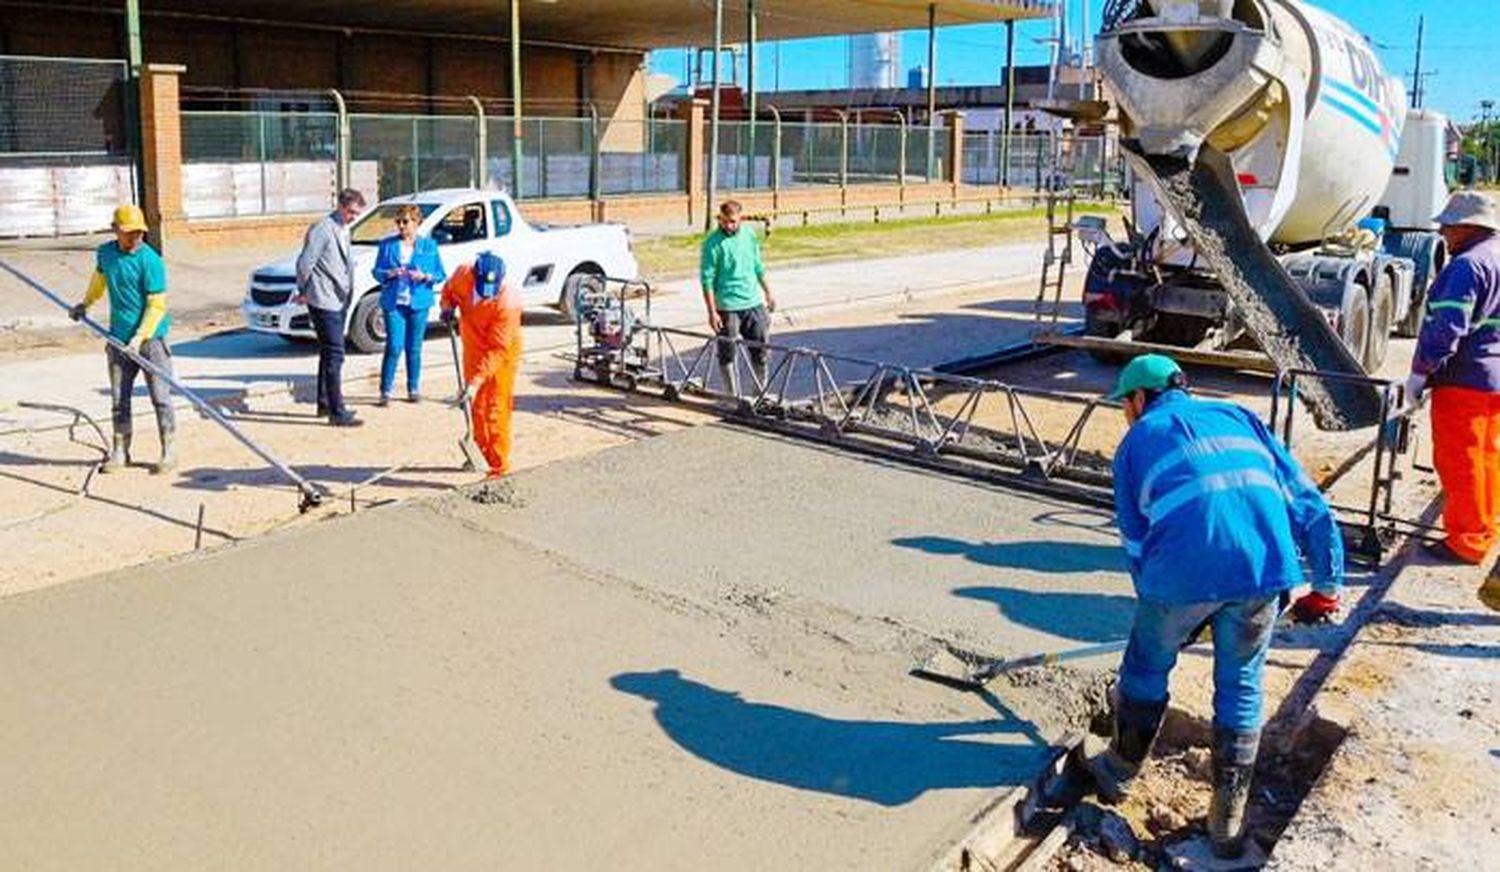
[308,304,348,416]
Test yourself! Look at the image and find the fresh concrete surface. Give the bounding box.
[0,423,1125,870]
[0,240,1045,433]
[439,424,1133,660]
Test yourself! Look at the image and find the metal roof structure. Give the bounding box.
[102,0,1058,50]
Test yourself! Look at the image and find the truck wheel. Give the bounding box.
[1364,273,1394,374]
[560,270,604,323]
[1139,312,1210,348]
[1083,307,1128,364]
[1390,232,1445,338]
[1339,281,1372,372]
[347,293,386,354]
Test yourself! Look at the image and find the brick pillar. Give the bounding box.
[139,64,188,248]
[946,111,965,189]
[679,98,708,227]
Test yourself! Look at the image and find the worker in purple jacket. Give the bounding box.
[1405,191,1500,569]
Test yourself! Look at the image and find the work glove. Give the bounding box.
[1290,591,1340,624]
[68,303,88,322]
[440,308,457,327]
[1404,372,1429,408]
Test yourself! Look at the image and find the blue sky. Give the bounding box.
[649,1,1494,123]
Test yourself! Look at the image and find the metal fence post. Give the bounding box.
[257,111,268,215]
[836,109,848,190]
[767,106,782,198]
[538,117,548,199]
[328,89,349,194]
[893,109,907,189]
[468,96,486,189]
[588,103,601,203]
[410,116,420,193]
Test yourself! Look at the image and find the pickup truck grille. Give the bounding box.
[251,288,293,306]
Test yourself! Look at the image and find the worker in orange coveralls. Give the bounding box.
[440,252,522,477]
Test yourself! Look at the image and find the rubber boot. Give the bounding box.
[1073,691,1167,804]
[100,432,130,474]
[1209,728,1260,859]
[152,425,177,476]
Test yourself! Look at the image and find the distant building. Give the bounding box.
[907,66,926,89]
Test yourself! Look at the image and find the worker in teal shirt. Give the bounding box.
[68,204,176,475]
[700,199,776,396]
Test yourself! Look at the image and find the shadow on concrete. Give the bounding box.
[1373,602,1500,629]
[891,535,1127,575]
[0,449,98,470]
[173,463,460,493]
[951,587,1134,644]
[1369,641,1500,660]
[610,668,1053,807]
[961,298,1083,318]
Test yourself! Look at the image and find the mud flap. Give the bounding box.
[1136,145,1384,431]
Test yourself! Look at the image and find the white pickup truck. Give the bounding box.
[241,188,638,353]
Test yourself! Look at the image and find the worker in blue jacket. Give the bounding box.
[372,203,446,405]
[1077,355,1343,860]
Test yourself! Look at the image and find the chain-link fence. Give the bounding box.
[351,113,478,201]
[181,110,341,218]
[599,118,684,196]
[0,55,135,236]
[962,130,1122,195]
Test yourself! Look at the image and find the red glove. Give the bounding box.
[1291,591,1340,624]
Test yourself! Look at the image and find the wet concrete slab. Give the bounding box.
[439,423,1136,660]
[0,423,1136,870]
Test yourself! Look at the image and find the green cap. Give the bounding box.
[1108,354,1183,400]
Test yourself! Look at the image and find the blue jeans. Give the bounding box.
[380,305,429,396]
[1117,595,1281,734]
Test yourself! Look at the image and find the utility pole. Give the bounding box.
[1410,15,1425,109]
[1485,100,1497,184]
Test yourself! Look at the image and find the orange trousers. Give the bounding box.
[1432,385,1500,563]
[472,352,520,476]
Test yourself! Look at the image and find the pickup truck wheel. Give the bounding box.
[347,294,386,354]
[561,270,604,323]
[1083,307,1129,365]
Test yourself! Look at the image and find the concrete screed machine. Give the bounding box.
[1075,0,1450,430]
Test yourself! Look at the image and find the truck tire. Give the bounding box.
[1139,312,1211,348]
[1083,307,1128,364]
[1338,281,1371,373]
[347,293,386,354]
[1387,231,1445,338]
[560,269,604,323]
[1364,272,1394,374]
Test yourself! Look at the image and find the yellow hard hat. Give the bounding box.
[112,204,148,233]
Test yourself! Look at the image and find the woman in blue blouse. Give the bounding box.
[372,204,446,404]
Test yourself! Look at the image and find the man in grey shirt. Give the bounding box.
[296,188,366,426]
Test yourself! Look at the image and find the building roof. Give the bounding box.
[133,0,1058,51]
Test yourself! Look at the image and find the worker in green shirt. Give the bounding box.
[700,200,776,395]
[68,204,176,474]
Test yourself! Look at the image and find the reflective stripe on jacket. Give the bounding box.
[1112,390,1343,604]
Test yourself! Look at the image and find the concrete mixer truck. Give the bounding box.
[1076,0,1450,429]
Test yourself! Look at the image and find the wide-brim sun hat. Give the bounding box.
[1434,190,1500,232]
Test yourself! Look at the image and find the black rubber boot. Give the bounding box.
[1209,728,1260,859]
[1074,691,1168,804]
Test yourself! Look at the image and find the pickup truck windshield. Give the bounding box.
[350,203,440,245]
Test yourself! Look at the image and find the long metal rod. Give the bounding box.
[0,258,326,510]
[706,0,724,229]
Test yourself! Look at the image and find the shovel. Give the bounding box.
[446,320,486,472]
[912,639,1130,691]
